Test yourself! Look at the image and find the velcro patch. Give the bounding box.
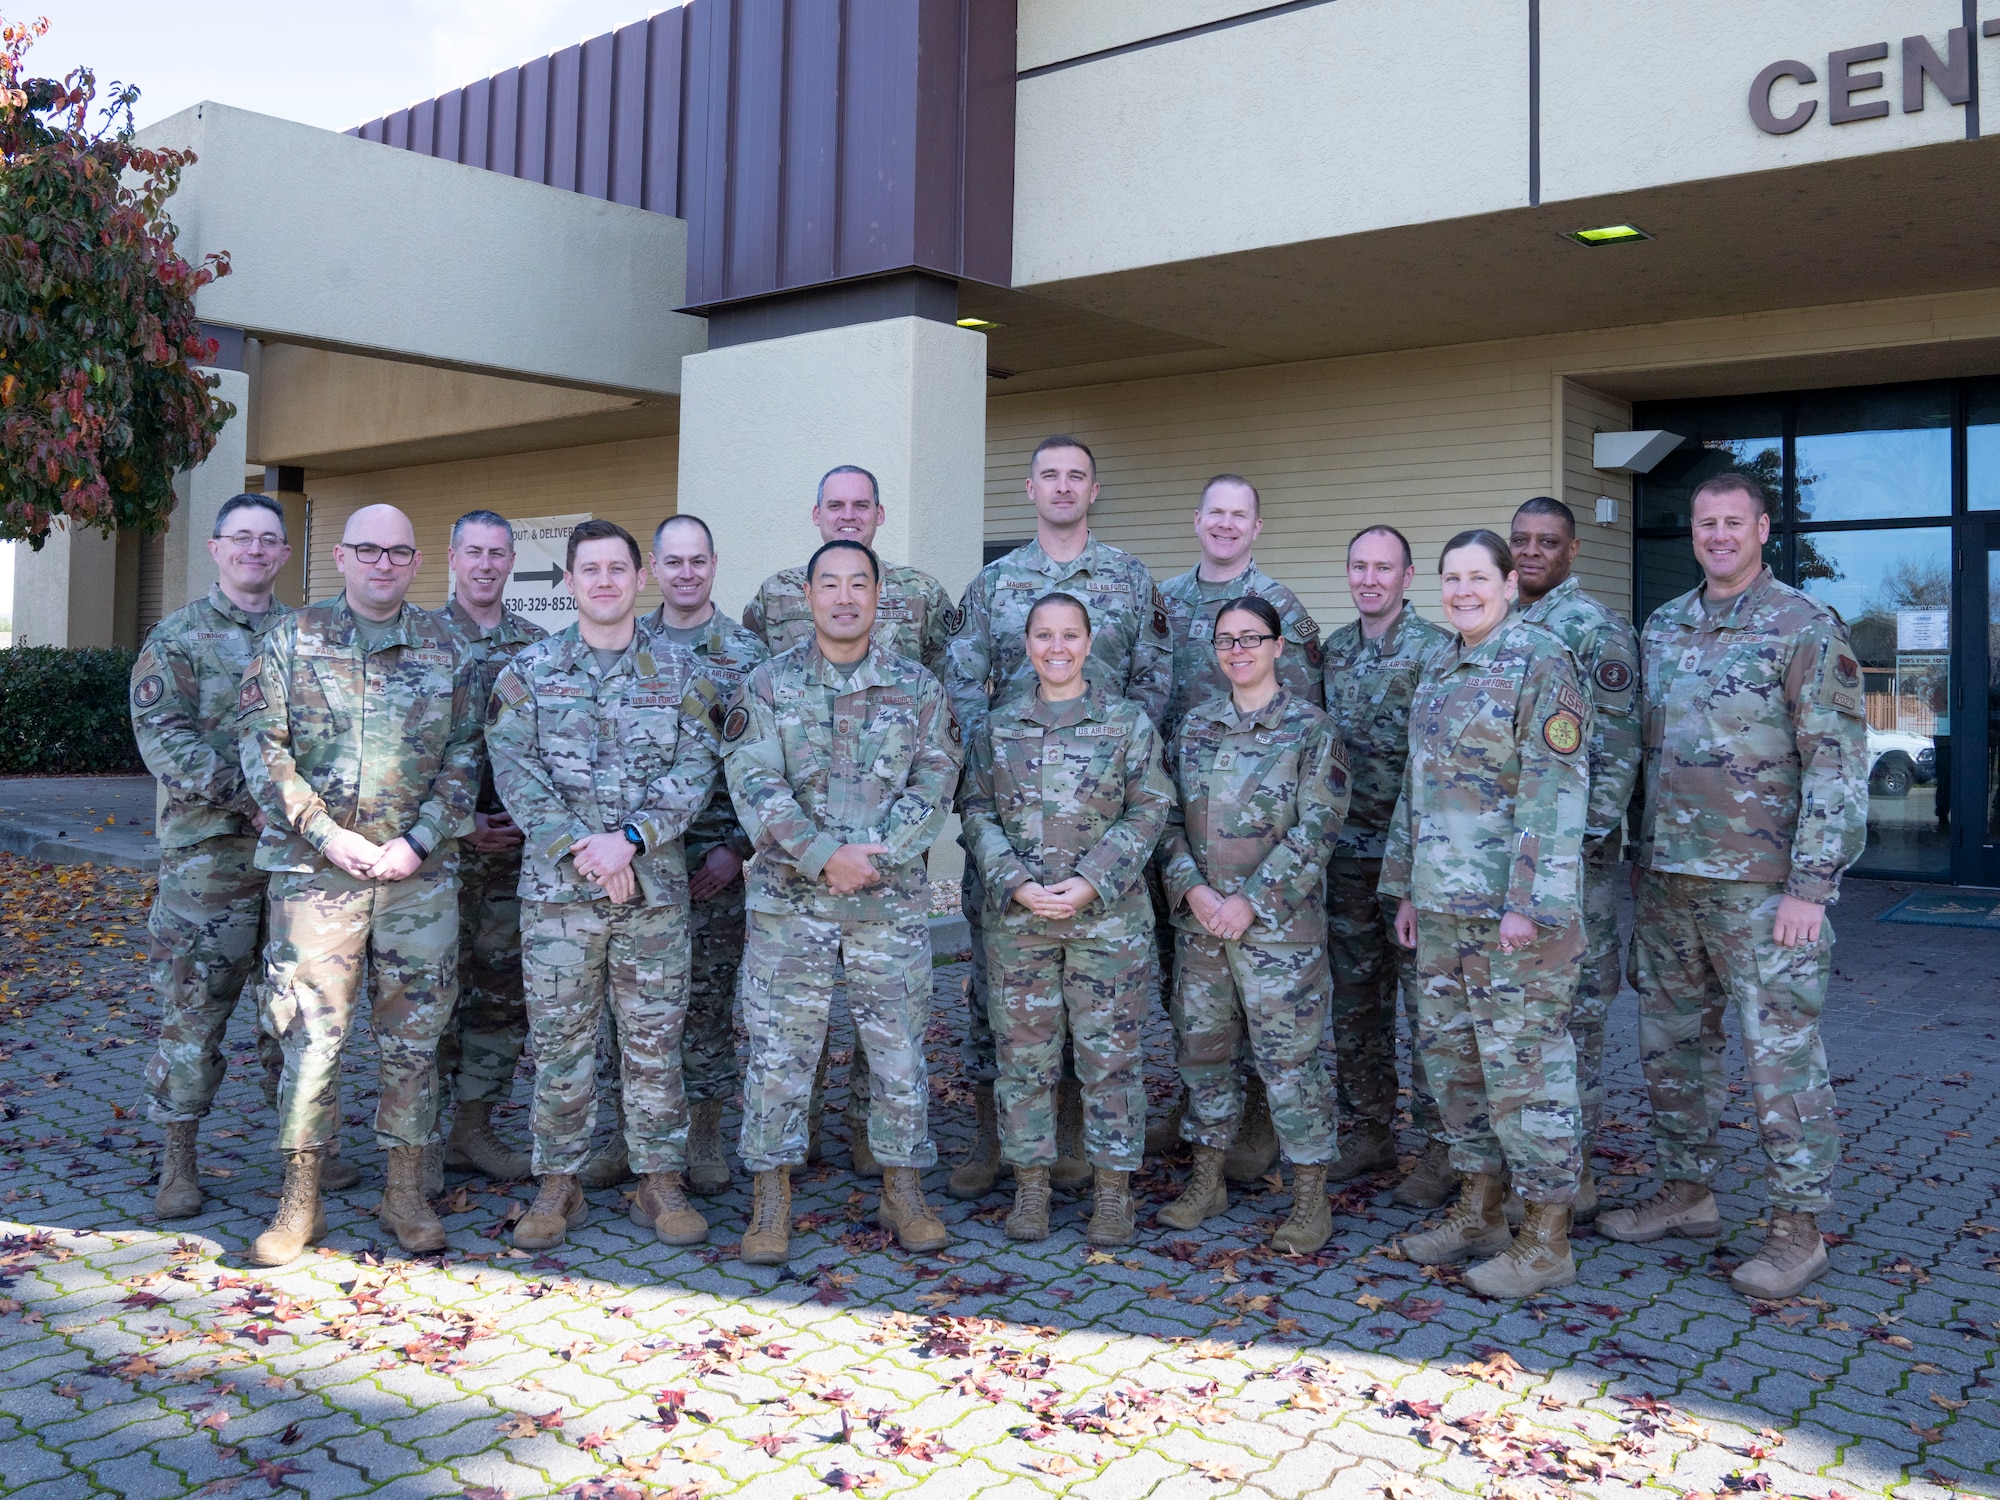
[237,671,266,715]
[1293,614,1320,641]
[496,671,530,707]
[1152,603,1170,637]
[941,602,967,636]
[1555,683,1588,718]
[1833,652,1861,689]
[1543,710,1583,755]
[723,704,751,743]
[1326,736,1350,771]
[1594,658,1633,693]
[406,649,453,667]
[132,674,165,709]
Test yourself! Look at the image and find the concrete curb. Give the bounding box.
[0,819,160,871]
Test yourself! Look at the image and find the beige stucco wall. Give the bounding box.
[12,523,121,649]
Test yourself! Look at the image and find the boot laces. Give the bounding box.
[1017,1173,1050,1214]
[751,1175,786,1235]
[1094,1176,1123,1216]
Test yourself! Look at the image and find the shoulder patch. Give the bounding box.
[1542,710,1583,755]
[682,675,723,729]
[1152,601,1170,638]
[1293,614,1320,642]
[1594,658,1633,693]
[1832,652,1861,690]
[1305,639,1323,670]
[132,674,164,709]
[941,601,966,637]
[496,669,530,708]
[237,667,266,716]
[722,704,751,743]
[1554,682,1588,719]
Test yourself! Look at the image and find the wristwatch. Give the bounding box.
[623,825,645,854]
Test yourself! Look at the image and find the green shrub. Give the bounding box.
[0,646,144,773]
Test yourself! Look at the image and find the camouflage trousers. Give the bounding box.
[436,844,528,1106]
[1571,837,1625,1147]
[144,834,283,1122]
[960,853,997,1082]
[739,908,936,1174]
[1171,932,1337,1166]
[262,864,459,1154]
[1631,871,1839,1212]
[1327,858,1440,1138]
[985,926,1150,1170]
[522,898,691,1176]
[1412,911,1584,1203]
[683,875,748,1102]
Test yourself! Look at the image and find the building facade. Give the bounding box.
[21,0,2000,886]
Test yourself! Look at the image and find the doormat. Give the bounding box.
[1876,891,2000,929]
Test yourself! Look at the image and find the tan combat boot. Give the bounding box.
[1730,1209,1830,1299]
[1086,1168,1136,1246]
[1391,1137,1456,1209]
[946,1080,1005,1200]
[1271,1163,1333,1254]
[249,1148,327,1267]
[1006,1164,1051,1242]
[445,1101,531,1181]
[1466,1201,1575,1295]
[846,1043,881,1177]
[1051,1077,1092,1190]
[422,1141,445,1198]
[740,1168,792,1265]
[1595,1179,1721,1243]
[1157,1145,1229,1230]
[878,1166,951,1252]
[320,1145,361,1192]
[1143,1086,1188,1156]
[1326,1121,1397,1183]
[380,1144,448,1253]
[686,1099,731,1195]
[156,1121,202,1219]
[632,1170,709,1246]
[514,1173,587,1250]
[1506,1161,1598,1227]
[1398,1172,1511,1265]
[1224,1075,1280,1183]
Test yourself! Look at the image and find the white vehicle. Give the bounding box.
[1866,728,1936,798]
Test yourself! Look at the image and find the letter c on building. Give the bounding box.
[1749,59,1819,134]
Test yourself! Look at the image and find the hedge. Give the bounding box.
[0,647,145,774]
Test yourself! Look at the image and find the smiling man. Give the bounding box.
[238,502,483,1265]
[1601,471,1868,1301]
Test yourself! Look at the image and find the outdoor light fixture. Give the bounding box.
[1566,223,1652,246]
[955,316,1004,331]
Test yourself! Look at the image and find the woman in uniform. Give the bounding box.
[1154,597,1351,1253]
[1380,529,1591,1296]
[960,592,1176,1246]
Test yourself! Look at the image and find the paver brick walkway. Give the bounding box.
[0,857,1995,1500]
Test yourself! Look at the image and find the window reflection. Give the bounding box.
[1795,528,1951,876]
[1633,397,1784,530]
[1795,386,1951,521]
[1966,380,2000,511]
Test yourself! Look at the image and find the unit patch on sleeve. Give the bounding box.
[1594,659,1633,693]
[1833,652,1861,689]
[236,666,266,715]
[1554,682,1588,719]
[940,602,966,637]
[132,675,164,709]
[1542,710,1583,755]
[722,705,751,743]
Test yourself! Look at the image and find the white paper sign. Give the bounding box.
[501,513,590,632]
[1896,608,1949,653]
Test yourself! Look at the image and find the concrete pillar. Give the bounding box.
[11,522,120,648]
[677,314,987,881]
[161,367,250,617]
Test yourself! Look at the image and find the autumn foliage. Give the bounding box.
[0,15,232,548]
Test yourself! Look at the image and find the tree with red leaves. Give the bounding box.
[0,14,231,548]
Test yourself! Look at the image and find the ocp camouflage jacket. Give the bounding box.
[1157,559,1324,737]
[1159,688,1350,944]
[1517,576,1642,843]
[1380,615,1590,925]
[641,605,769,864]
[1634,568,1868,904]
[744,562,953,678]
[723,641,961,920]
[1320,603,1453,859]
[960,686,1175,939]
[436,599,546,818]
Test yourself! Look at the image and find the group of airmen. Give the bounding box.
[130,433,1867,1305]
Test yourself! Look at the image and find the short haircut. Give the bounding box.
[1026,590,1092,634]
[1440,528,1514,576]
[1512,495,1576,538]
[1690,470,1770,518]
[653,513,715,554]
[816,464,881,508]
[213,493,287,540]
[450,509,513,548]
[806,537,880,585]
[1348,523,1412,570]
[1029,433,1096,476]
[1200,473,1260,517]
[1214,595,1283,638]
[566,518,641,572]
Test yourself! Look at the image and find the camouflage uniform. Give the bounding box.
[433,600,547,1105]
[485,628,721,1176]
[130,586,290,1122]
[1380,615,1590,1203]
[745,562,953,676]
[945,536,1174,1080]
[1632,568,1868,1212]
[723,642,961,1172]
[1320,603,1452,1140]
[1159,689,1350,1164]
[239,598,482,1153]
[1157,560,1324,737]
[1516,577,1641,1148]
[641,606,770,1103]
[960,688,1175,1169]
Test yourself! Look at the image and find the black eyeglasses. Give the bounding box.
[214,531,286,551]
[346,543,417,566]
[1214,631,1276,652]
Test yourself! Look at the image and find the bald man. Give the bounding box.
[238,504,484,1265]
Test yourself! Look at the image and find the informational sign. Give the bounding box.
[501,513,590,632]
[1896,608,1949,653]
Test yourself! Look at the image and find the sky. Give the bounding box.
[1,1,678,629]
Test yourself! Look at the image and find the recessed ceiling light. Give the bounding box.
[1566,223,1651,247]
[955,316,1004,331]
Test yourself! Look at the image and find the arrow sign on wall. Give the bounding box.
[513,564,567,587]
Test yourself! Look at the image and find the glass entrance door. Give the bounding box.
[1956,523,2000,887]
